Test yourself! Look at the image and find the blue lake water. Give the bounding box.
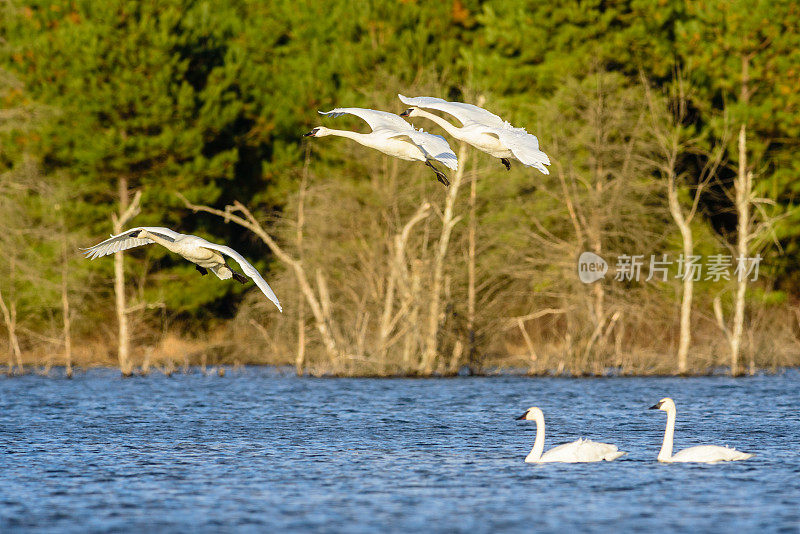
[1,368,798,533]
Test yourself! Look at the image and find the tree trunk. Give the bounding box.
[591,113,606,331]
[115,178,131,376]
[467,165,477,372]
[730,55,752,377]
[421,143,468,375]
[588,225,605,363]
[61,243,73,378]
[403,260,422,370]
[466,97,485,373]
[517,318,538,366]
[179,196,343,364]
[667,172,694,374]
[315,268,343,370]
[295,150,309,376]
[0,288,22,374]
[377,202,430,366]
[587,200,605,337]
[730,123,750,377]
[113,237,131,376]
[112,181,141,377]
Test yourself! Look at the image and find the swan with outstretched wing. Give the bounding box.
[83,227,282,312]
[304,107,458,186]
[399,94,550,175]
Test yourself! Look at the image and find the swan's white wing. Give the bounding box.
[390,130,459,171]
[537,440,586,463]
[399,94,550,172]
[574,439,625,461]
[398,94,507,128]
[538,439,624,463]
[82,227,183,260]
[319,108,413,134]
[671,445,752,463]
[493,128,551,175]
[198,241,282,312]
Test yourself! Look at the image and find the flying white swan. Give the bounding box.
[304,107,458,186]
[398,94,550,175]
[83,227,282,312]
[516,407,625,463]
[649,398,752,463]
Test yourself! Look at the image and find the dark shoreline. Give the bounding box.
[3,364,797,380]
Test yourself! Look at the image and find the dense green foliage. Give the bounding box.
[1,0,798,373]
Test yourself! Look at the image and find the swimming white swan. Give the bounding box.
[83,227,282,312]
[398,94,550,174]
[304,107,458,186]
[516,407,625,463]
[649,398,752,463]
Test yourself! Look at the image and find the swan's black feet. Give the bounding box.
[501,158,511,170]
[426,160,450,187]
[232,271,248,284]
[195,265,208,276]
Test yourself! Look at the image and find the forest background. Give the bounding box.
[1,0,799,377]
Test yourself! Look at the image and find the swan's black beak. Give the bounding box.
[400,108,413,117]
[303,128,319,137]
[649,402,662,410]
[515,412,528,420]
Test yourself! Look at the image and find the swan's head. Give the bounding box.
[400,107,420,118]
[515,406,544,421]
[136,230,149,239]
[303,127,330,138]
[649,397,675,412]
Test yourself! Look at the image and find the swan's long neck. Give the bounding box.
[319,128,373,145]
[415,109,463,139]
[143,231,179,254]
[526,412,546,462]
[659,406,676,462]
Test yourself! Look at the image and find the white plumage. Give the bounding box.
[305,107,458,186]
[516,406,625,463]
[398,94,550,174]
[650,398,752,463]
[83,226,282,312]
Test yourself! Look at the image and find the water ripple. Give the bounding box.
[1,369,798,533]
